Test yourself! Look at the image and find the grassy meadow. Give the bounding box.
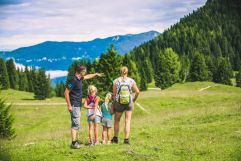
[0,82,241,161]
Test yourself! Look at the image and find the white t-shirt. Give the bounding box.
[113,77,136,102]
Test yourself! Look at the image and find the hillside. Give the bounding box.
[128,0,241,88]
[0,31,159,70]
[0,82,240,160]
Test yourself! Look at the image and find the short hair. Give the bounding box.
[120,66,128,75]
[87,85,97,95]
[76,65,86,74]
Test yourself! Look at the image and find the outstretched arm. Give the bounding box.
[84,73,104,80]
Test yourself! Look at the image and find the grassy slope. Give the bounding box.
[0,82,241,161]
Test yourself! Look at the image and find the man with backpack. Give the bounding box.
[111,66,140,145]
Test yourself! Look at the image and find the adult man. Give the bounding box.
[64,65,103,148]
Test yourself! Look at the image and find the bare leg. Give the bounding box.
[94,123,99,143]
[102,126,107,144]
[124,110,132,139]
[114,112,123,137]
[88,123,93,143]
[71,128,77,141]
[107,127,111,141]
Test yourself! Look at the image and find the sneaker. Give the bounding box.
[124,139,130,145]
[111,136,118,144]
[71,141,82,149]
[107,141,111,145]
[89,141,94,146]
[102,140,107,144]
[94,141,101,145]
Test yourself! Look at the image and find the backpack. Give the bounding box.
[117,78,132,105]
[87,96,102,117]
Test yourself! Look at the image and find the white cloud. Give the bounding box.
[46,70,68,79]
[0,0,206,50]
[72,57,81,61]
[14,62,27,70]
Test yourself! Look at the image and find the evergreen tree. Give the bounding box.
[189,51,209,81]
[205,55,217,81]
[214,57,233,85]
[0,58,10,89]
[96,45,122,96]
[0,96,15,139]
[18,69,28,91]
[55,82,66,97]
[34,69,51,100]
[25,67,34,92]
[236,67,241,88]
[154,48,180,89]
[140,68,148,91]
[143,58,154,83]
[6,58,18,90]
[122,54,141,87]
[29,68,37,93]
[179,54,190,83]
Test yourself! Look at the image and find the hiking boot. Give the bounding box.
[111,136,118,144]
[71,141,82,149]
[124,139,130,145]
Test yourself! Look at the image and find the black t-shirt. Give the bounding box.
[67,75,84,107]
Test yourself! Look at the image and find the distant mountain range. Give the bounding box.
[0,31,159,71]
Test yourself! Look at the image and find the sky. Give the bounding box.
[0,0,206,51]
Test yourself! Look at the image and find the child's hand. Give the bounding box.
[90,115,96,120]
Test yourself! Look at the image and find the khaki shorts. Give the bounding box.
[102,118,112,128]
[70,106,80,130]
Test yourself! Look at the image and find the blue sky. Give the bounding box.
[0,0,206,50]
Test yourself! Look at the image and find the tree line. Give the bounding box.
[0,58,52,100]
[126,0,241,89]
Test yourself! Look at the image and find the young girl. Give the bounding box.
[84,85,102,145]
[101,92,114,144]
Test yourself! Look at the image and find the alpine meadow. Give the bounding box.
[0,0,241,161]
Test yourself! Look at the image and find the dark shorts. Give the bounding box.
[114,101,134,113]
[70,106,80,130]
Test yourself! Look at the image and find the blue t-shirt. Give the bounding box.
[101,102,112,119]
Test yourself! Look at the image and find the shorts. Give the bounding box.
[102,117,112,128]
[88,115,101,124]
[114,101,134,113]
[70,106,81,130]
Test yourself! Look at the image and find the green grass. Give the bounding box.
[0,82,241,161]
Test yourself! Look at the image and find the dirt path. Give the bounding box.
[198,86,212,91]
[6,102,66,106]
[135,102,150,114]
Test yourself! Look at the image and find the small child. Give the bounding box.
[84,85,102,145]
[101,92,114,144]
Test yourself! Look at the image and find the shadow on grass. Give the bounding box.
[21,98,36,101]
[0,146,11,161]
